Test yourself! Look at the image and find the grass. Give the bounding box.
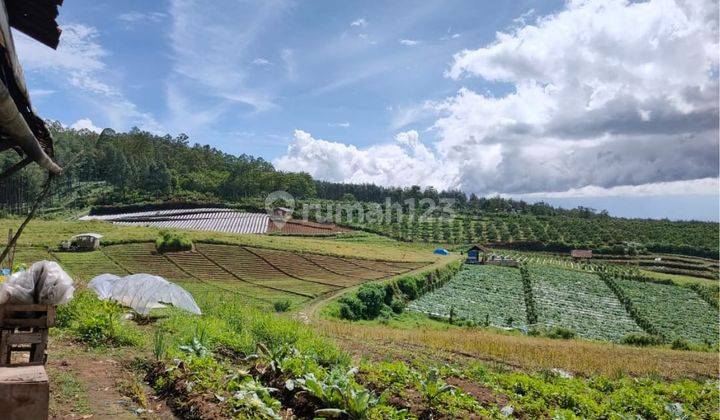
[318,320,719,380]
[48,370,93,416]
[0,218,436,261]
[639,269,718,286]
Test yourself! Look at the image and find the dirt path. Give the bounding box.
[46,337,176,419]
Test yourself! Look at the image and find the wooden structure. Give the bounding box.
[465,244,490,264]
[0,304,54,366]
[571,249,593,260]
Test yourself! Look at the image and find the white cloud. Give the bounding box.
[14,24,161,132]
[515,178,720,198]
[328,122,351,128]
[436,0,719,194]
[399,39,420,46]
[277,0,719,198]
[118,11,167,24]
[275,130,453,189]
[350,18,368,27]
[70,118,102,133]
[252,57,270,65]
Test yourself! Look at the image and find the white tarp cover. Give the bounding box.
[88,273,201,315]
[0,260,75,305]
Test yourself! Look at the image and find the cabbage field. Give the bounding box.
[616,278,719,345]
[407,265,527,328]
[529,266,644,341]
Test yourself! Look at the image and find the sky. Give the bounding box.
[14,0,720,221]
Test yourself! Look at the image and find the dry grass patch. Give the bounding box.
[318,321,719,380]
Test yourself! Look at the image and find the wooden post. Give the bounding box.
[6,228,14,271]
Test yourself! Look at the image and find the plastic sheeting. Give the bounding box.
[0,260,75,305]
[88,273,201,315]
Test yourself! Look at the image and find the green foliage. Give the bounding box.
[409,265,528,328]
[56,290,140,347]
[519,264,538,325]
[545,327,576,340]
[293,368,378,419]
[337,260,463,321]
[414,367,454,408]
[620,333,665,347]
[272,299,291,312]
[670,338,691,351]
[154,230,192,253]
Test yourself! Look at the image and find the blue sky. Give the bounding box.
[14,0,720,221]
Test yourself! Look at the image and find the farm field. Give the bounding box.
[529,266,644,341]
[615,278,719,345]
[7,239,430,309]
[408,265,528,328]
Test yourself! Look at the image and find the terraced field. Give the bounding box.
[53,251,129,281]
[529,266,644,341]
[616,278,719,345]
[11,242,427,308]
[103,243,193,281]
[408,265,527,328]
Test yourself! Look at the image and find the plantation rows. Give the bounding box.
[529,266,644,341]
[346,212,718,257]
[615,278,718,345]
[408,265,527,328]
[408,264,718,344]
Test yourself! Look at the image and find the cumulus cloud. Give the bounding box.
[350,18,367,27]
[70,118,102,133]
[275,130,453,189]
[277,0,719,197]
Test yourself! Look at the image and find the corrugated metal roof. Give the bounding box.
[81,209,270,234]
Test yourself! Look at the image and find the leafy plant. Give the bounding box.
[273,299,291,312]
[292,367,378,419]
[155,230,193,253]
[414,368,454,409]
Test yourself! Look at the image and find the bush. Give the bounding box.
[670,338,691,350]
[57,291,141,347]
[620,333,664,347]
[545,327,576,340]
[155,230,193,253]
[337,260,463,321]
[273,299,292,312]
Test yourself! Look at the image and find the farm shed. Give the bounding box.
[465,245,490,264]
[69,233,103,251]
[571,249,593,260]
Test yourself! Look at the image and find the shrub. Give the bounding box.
[620,333,664,347]
[337,260,463,321]
[155,230,193,253]
[670,338,691,350]
[546,327,576,340]
[273,299,292,312]
[57,290,141,347]
[356,284,386,319]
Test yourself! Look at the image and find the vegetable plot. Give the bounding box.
[615,278,719,345]
[408,265,527,328]
[529,266,643,341]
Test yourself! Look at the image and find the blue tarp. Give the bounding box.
[433,248,449,255]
